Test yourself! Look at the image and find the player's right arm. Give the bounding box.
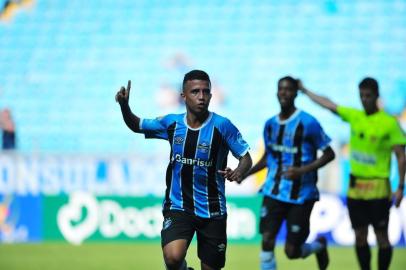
[298,80,338,114]
[115,80,141,133]
[393,144,405,207]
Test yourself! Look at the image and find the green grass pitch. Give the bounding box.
[1,243,405,269]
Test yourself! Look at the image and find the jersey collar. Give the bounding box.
[183,112,213,130]
[277,109,301,125]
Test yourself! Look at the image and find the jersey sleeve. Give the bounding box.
[388,118,406,146]
[139,115,170,140]
[308,119,332,150]
[222,119,250,158]
[336,105,359,123]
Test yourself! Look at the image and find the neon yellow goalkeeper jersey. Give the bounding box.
[337,106,406,199]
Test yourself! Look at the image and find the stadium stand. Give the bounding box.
[0,0,405,153]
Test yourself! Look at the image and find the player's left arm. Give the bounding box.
[282,146,335,179]
[393,144,405,207]
[218,152,252,184]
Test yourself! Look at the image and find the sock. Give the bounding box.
[300,241,324,258]
[260,251,276,270]
[355,245,371,270]
[378,246,393,270]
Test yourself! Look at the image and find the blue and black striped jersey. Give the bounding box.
[260,110,331,204]
[140,112,250,218]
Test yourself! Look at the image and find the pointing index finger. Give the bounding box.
[127,80,131,92]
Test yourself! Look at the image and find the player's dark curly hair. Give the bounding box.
[183,70,211,90]
[359,77,379,96]
[278,76,298,91]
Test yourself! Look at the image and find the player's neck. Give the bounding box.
[364,106,379,115]
[186,111,210,129]
[279,106,297,120]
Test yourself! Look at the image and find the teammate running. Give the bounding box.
[244,76,335,270]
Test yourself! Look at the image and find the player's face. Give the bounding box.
[182,80,212,115]
[277,80,297,108]
[359,87,378,112]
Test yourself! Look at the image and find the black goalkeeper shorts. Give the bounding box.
[347,198,391,230]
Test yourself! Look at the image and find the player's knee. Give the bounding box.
[355,236,368,246]
[374,229,391,248]
[354,228,368,245]
[284,244,301,259]
[163,249,186,268]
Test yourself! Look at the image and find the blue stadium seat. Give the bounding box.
[1,0,405,153]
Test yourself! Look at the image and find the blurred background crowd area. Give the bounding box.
[1,0,405,193]
[1,0,405,151]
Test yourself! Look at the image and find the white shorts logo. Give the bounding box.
[163,218,172,230]
[290,224,301,233]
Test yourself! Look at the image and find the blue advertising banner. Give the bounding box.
[0,195,42,242]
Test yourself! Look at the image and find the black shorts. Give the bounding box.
[161,210,227,269]
[347,198,391,230]
[259,196,315,246]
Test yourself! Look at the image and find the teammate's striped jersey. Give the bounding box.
[260,110,331,204]
[139,112,250,218]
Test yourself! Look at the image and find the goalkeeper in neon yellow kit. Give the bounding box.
[299,77,406,270]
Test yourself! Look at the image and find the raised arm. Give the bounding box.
[218,152,253,184]
[298,80,338,114]
[282,146,335,179]
[0,111,4,130]
[393,145,406,207]
[115,80,141,133]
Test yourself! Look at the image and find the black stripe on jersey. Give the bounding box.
[290,122,304,200]
[180,129,200,213]
[163,122,177,212]
[207,127,222,217]
[271,124,285,195]
[266,124,273,142]
[312,147,318,183]
[266,124,273,156]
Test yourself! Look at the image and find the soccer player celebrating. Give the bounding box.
[243,76,335,270]
[299,77,406,270]
[115,70,252,270]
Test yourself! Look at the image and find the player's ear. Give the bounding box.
[180,91,186,99]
